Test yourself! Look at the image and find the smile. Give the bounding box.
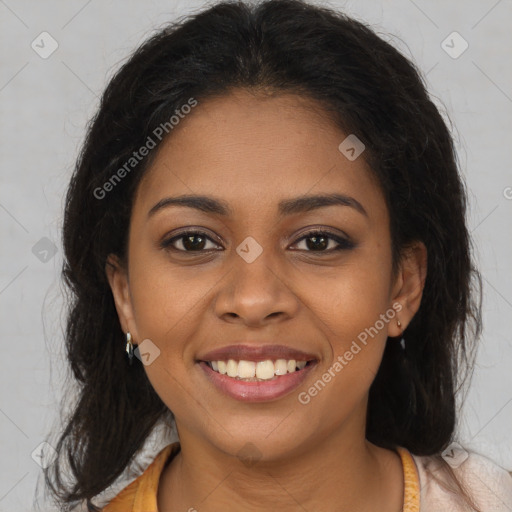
[198,359,317,402]
[205,358,310,380]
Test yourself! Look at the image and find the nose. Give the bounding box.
[213,250,300,327]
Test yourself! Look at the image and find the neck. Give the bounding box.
[158,421,404,511]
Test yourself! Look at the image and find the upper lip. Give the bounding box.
[197,344,318,362]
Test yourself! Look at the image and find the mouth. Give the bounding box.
[196,345,318,402]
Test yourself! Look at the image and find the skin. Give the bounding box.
[106,88,427,512]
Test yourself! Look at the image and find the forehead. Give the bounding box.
[134,89,385,218]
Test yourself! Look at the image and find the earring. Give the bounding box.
[125,332,134,365]
[397,320,406,351]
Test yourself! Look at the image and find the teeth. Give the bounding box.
[217,360,227,374]
[206,358,311,380]
[274,359,288,375]
[256,360,275,379]
[226,359,238,378]
[238,360,256,378]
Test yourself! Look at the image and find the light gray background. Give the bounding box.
[1,0,511,510]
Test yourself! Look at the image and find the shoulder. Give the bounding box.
[101,442,180,512]
[411,446,512,511]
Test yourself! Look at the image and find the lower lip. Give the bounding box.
[198,361,316,402]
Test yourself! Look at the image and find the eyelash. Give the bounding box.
[160,229,355,253]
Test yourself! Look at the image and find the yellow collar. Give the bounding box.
[396,445,421,511]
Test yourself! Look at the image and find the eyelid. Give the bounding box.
[288,228,355,251]
[160,228,224,251]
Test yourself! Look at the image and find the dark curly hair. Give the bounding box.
[42,0,482,510]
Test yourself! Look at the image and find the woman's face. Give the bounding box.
[107,88,424,461]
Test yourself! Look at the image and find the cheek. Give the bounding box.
[128,253,213,341]
[311,250,394,344]
[126,256,208,416]
[302,247,394,405]
[298,260,394,421]
[123,261,199,402]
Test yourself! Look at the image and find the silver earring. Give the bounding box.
[125,332,134,365]
[397,320,406,350]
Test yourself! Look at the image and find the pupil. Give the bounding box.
[183,235,205,250]
[306,235,327,251]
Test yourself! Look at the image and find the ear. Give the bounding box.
[387,241,427,337]
[105,254,139,341]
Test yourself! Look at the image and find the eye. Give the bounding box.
[161,231,222,252]
[291,230,354,252]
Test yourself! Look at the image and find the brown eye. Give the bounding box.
[162,231,221,252]
[305,235,329,251]
[181,234,207,250]
[291,231,355,252]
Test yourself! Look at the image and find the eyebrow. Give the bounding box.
[147,193,367,218]
[278,193,368,218]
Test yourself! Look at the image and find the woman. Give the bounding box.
[44,0,512,510]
